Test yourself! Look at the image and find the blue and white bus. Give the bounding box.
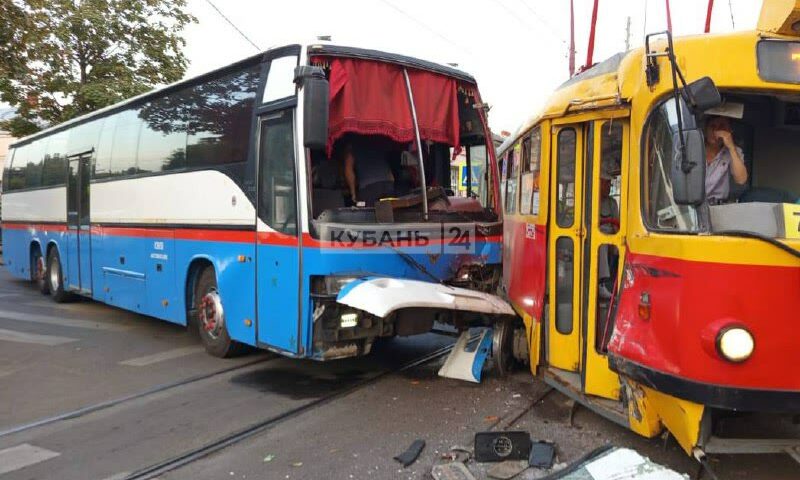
[1,44,511,360]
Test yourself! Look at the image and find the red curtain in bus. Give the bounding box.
[322,57,460,156]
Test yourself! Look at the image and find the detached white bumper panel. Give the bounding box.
[335,277,515,318]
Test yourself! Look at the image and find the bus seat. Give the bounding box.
[312,159,345,218]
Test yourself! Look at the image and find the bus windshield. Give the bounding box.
[308,56,497,226]
[643,91,800,239]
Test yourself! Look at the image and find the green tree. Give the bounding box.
[0,0,196,137]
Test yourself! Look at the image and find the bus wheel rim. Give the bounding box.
[49,258,60,292]
[200,290,224,340]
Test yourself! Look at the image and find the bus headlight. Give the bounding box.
[311,275,360,296]
[717,326,755,363]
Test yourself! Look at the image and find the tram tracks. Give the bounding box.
[0,355,276,439]
[122,339,466,480]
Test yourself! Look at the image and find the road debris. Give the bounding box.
[474,431,531,462]
[543,445,688,479]
[431,461,476,480]
[262,454,275,463]
[528,441,556,469]
[486,460,528,479]
[394,439,425,467]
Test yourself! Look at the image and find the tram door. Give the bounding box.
[547,124,586,372]
[255,109,302,354]
[66,153,92,294]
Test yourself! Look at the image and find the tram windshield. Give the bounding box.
[643,91,800,238]
[308,56,497,226]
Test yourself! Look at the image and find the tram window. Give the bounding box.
[598,122,622,234]
[186,65,260,168]
[595,243,619,352]
[555,236,574,335]
[643,100,700,232]
[521,127,542,215]
[109,108,143,177]
[505,148,517,214]
[556,128,577,227]
[42,132,68,187]
[263,55,298,103]
[258,110,297,236]
[137,93,190,173]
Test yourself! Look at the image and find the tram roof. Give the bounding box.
[11,42,476,148]
[498,29,784,157]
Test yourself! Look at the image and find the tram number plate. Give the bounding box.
[783,204,800,240]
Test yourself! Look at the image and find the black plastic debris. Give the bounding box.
[474,431,531,462]
[394,439,426,467]
[528,441,556,469]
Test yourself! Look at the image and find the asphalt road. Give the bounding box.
[0,263,797,480]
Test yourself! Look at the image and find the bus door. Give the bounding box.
[66,153,92,294]
[546,124,586,372]
[580,119,628,400]
[255,108,302,354]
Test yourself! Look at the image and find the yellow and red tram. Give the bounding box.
[498,0,800,463]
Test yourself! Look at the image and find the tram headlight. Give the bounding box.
[717,326,755,363]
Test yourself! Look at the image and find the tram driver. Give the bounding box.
[703,115,748,204]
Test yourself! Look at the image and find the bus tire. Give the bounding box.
[194,267,247,358]
[47,249,70,303]
[492,319,516,377]
[32,247,50,295]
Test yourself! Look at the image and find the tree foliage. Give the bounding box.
[0,0,196,137]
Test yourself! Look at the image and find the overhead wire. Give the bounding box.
[377,0,472,55]
[728,0,735,29]
[204,0,261,51]
[508,0,568,45]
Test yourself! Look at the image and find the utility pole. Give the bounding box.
[625,16,631,51]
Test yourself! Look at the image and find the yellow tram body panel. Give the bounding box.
[499,0,800,458]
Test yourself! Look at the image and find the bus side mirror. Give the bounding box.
[682,77,722,113]
[671,129,706,205]
[295,66,329,150]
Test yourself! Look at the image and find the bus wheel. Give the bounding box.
[47,249,70,303]
[492,319,516,376]
[32,250,50,295]
[195,267,246,358]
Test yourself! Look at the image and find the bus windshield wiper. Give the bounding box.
[388,246,444,284]
[714,230,800,261]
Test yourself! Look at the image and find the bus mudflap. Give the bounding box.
[335,277,515,318]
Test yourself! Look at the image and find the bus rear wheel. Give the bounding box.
[47,249,70,303]
[195,267,246,358]
[32,249,50,295]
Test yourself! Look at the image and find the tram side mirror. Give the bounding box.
[681,77,722,113]
[671,129,706,206]
[295,66,329,150]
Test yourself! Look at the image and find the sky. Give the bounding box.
[181,0,762,135]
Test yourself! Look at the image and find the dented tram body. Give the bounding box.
[499,2,800,460]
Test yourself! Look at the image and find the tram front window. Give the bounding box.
[643,93,800,238]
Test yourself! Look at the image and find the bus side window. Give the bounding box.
[262,56,299,104]
[258,111,298,236]
[186,65,260,168]
[521,127,542,216]
[110,108,142,177]
[42,132,67,187]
